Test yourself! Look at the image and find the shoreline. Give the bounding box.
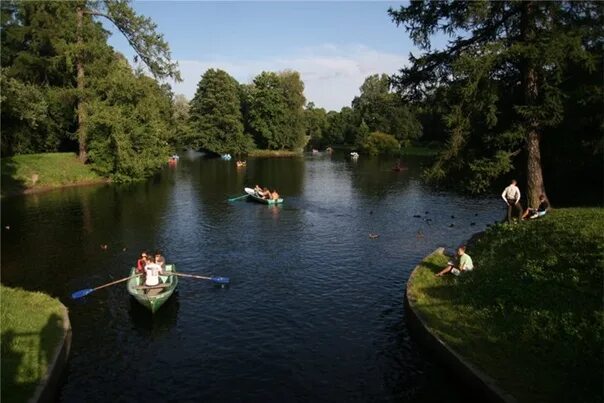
[28,304,72,403]
[405,247,516,403]
[1,178,110,199]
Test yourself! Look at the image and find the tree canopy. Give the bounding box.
[389,1,603,204]
[189,69,253,155]
[1,0,181,181]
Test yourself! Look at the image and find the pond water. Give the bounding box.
[1,151,503,402]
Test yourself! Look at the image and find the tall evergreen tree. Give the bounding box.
[389,1,602,204]
[189,69,252,154]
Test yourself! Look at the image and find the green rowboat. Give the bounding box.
[127,264,178,313]
[244,187,283,204]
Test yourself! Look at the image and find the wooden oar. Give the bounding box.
[71,274,141,299]
[165,272,230,285]
[228,194,249,202]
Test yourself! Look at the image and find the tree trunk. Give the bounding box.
[521,2,547,208]
[76,6,87,163]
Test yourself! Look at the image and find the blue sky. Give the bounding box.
[106,1,431,111]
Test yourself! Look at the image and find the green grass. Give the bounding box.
[1,285,66,403]
[408,208,604,403]
[247,149,303,157]
[1,152,105,196]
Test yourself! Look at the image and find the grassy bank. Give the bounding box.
[1,285,66,403]
[247,149,303,157]
[407,208,604,402]
[1,152,105,197]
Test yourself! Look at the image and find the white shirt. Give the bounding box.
[144,263,162,286]
[501,184,520,203]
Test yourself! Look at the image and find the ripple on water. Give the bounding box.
[0,153,502,402]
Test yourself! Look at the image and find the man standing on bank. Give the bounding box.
[501,179,522,222]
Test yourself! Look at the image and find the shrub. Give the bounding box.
[361,131,400,156]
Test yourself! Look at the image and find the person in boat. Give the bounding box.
[254,184,263,195]
[154,251,166,270]
[436,245,474,277]
[522,194,549,220]
[144,255,162,291]
[260,187,271,199]
[270,190,280,200]
[136,251,148,275]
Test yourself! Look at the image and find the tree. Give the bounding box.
[352,74,421,145]
[1,1,181,181]
[171,94,192,148]
[86,54,175,181]
[304,102,328,149]
[389,1,601,205]
[247,70,307,150]
[189,69,252,154]
[76,0,180,162]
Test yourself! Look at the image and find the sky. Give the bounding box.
[105,1,431,111]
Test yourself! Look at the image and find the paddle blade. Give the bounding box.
[71,288,94,299]
[211,276,230,284]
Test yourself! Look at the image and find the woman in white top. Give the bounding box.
[144,256,162,287]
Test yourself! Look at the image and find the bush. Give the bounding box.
[361,131,400,156]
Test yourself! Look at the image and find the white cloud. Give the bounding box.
[169,44,407,111]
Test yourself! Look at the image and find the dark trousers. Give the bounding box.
[506,199,523,222]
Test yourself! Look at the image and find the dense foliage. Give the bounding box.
[1,0,180,181]
[409,208,604,402]
[189,69,252,154]
[389,1,603,205]
[360,131,400,156]
[246,71,307,150]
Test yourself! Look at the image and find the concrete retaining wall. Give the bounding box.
[29,304,72,403]
[405,247,517,403]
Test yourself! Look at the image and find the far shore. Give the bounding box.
[247,149,303,157]
[1,178,110,198]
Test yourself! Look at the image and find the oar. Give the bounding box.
[228,194,249,202]
[166,272,230,285]
[71,274,141,299]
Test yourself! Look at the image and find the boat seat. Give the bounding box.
[135,283,171,290]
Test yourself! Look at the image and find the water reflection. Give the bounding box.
[1,152,503,402]
[128,293,179,338]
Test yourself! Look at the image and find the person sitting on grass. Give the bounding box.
[436,245,474,277]
[522,194,549,220]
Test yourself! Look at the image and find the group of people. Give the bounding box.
[501,179,549,222]
[136,251,166,288]
[436,179,550,278]
[253,185,279,201]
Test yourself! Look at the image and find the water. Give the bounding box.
[1,151,502,402]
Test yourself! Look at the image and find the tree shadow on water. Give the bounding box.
[1,313,64,403]
[0,158,27,196]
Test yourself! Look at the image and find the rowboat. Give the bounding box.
[127,264,178,313]
[244,187,283,204]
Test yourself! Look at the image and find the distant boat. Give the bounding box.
[350,152,359,159]
[221,154,232,160]
[127,264,178,313]
[244,187,283,204]
[312,149,319,154]
[171,154,180,160]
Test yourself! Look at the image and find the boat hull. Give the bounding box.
[244,187,283,204]
[127,264,178,313]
